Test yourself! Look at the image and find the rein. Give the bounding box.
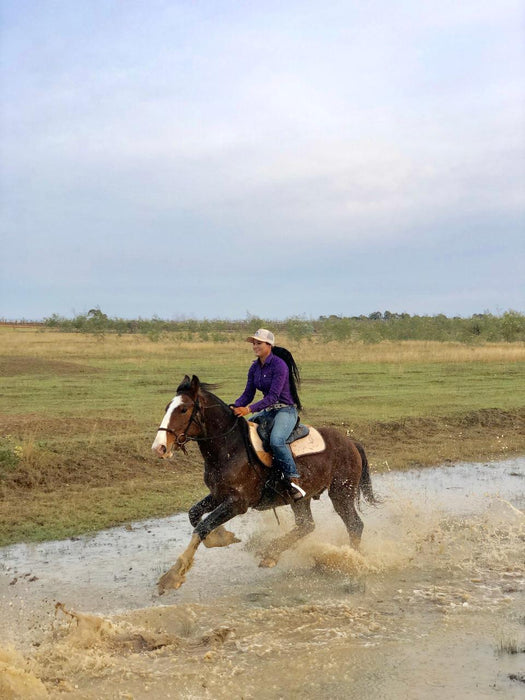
[156,389,283,507]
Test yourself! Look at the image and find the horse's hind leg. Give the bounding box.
[189,494,240,548]
[329,482,363,549]
[259,499,315,568]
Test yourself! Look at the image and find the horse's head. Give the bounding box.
[151,375,204,459]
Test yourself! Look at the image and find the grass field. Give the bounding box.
[1,328,524,546]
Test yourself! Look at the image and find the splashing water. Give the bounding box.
[1,458,524,699]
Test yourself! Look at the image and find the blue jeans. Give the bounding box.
[265,406,300,479]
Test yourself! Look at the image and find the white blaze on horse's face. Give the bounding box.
[152,395,183,457]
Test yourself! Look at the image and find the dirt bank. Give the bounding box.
[1,407,524,546]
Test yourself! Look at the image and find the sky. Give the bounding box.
[1,0,524,321]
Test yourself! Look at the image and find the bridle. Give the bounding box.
[156,392,266,494]
[156,395,240,452]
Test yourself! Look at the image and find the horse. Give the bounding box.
[151,375,376,594]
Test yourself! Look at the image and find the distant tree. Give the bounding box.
[86,308,109,338]
[501,310,525,342]
[43,313,62,328]
[285,316,314,343]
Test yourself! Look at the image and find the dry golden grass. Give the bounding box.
[2,327,525,364]
[296,339,525,364]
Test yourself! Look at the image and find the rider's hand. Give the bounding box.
[233,406,251,417]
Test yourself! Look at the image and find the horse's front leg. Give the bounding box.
[189,494,241,549]
[188,494,215,528]
[157,497,247,594]
[157,532,201,595]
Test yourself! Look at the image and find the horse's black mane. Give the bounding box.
[175,375,257,463]
[176,376,216,392]
[176,376,226,405]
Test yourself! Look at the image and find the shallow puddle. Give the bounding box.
[1,458,524,699]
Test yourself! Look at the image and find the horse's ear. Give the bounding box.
[190,375,200,397]
[176,375,191,394]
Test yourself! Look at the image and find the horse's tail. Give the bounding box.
[354,440,379,506]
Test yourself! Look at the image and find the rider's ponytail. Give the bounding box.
[273,346,302,411]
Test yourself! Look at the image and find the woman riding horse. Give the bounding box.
[151,374,376,593]
[232,328,305,500]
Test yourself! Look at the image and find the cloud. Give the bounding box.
[1,0,523,319]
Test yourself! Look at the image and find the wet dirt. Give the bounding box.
[1,458,524,699]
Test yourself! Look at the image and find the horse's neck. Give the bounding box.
[199,394,246,462]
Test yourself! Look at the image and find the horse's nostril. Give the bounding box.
[155,444,167,456]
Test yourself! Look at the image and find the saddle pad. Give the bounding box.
[248,421,326,468]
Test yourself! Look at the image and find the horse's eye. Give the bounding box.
[180,407,188,414]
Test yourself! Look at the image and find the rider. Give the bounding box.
[232,328,306,500]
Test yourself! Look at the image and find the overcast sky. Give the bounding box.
[1,0,524,320]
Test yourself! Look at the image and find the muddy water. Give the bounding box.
[1,458,524,699]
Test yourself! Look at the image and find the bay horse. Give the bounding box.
[152,375,376,594]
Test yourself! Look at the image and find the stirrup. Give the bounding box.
[290,481,306,500]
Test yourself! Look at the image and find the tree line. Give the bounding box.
[36,308,525,343]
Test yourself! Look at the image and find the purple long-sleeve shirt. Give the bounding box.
[234,353,295,413]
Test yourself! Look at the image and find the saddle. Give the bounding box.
[247,420,326,468]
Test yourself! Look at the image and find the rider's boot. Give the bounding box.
[279,472,306,501]
[289,478,306,500]
[272,445,306,500]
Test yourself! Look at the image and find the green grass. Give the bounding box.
[2,347,524,425]
[300,361,525,423]
[1,329,524,545]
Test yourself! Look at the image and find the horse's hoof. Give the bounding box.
[203,526,241,548]
[258,556,278,568]
[157,562,187,594]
